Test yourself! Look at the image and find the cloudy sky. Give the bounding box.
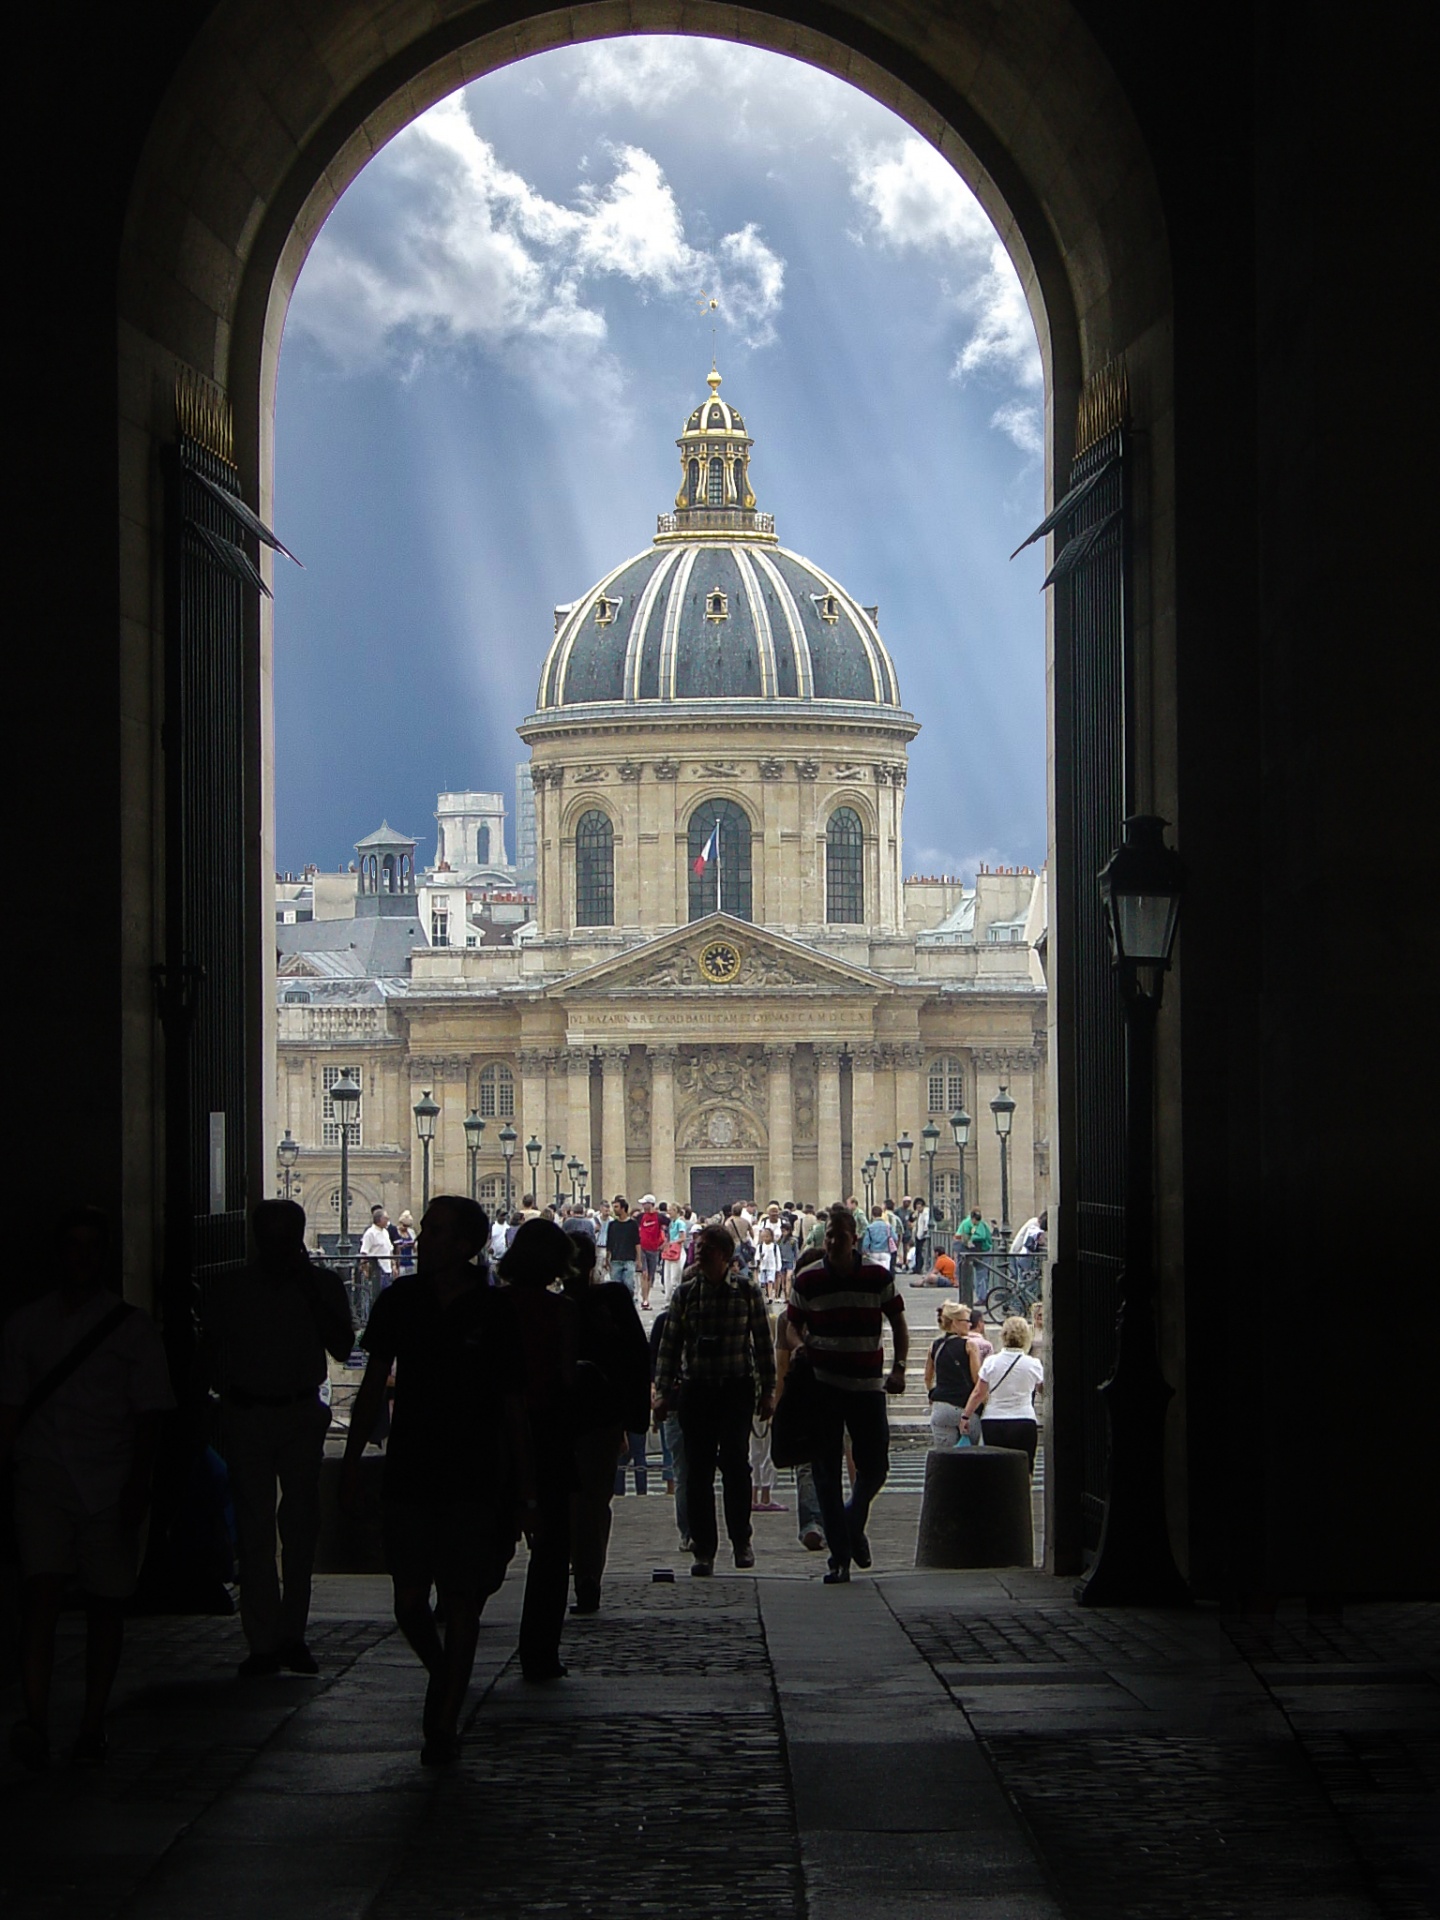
[274,37,1047,881]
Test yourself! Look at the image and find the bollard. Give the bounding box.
[915,1446,1033,1568]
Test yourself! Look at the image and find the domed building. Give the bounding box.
[277,372,1047,1228]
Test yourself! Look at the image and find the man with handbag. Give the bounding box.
[0,1206,175,1769]
[653,1224,775,1576]
[203,1198,353,1679]
[784,1205,909,1584]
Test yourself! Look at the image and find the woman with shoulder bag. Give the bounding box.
[961,1316,1044,1473]
[924,1301,975,1449]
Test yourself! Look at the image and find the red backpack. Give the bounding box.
[638,1209,665,1252]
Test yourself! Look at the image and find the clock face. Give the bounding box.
[699,939,743,984]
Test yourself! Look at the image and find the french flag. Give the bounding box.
[693,823,719,875]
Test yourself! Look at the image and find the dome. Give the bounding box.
[533,370,903,714]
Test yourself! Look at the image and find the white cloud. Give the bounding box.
[289,93,785,387]
[569,36,864,148]
[849,135,1041,422]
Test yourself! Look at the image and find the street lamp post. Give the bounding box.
[330,1070,361,1256]
[526,1135,542,1201]
[949,1105,972,1224]
[413,1089,440,1214]
[550,1144,566,1210]
[879,1142,894,1208]
[862,1153,877,1211]
[567,1155,581,1203]
[463,1109,486,1202]
[277,1129,300,1200]
[897,1132,913,1195]
[499,1123,517,1216]
[1079,814,1189,1608]
[989,1084,1016,1249]
[921,1121,940,1248]
[576,1164,589,1209]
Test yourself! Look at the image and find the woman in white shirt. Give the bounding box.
[960,1315,1043,1473]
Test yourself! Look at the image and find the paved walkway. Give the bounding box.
[4,1501,1436,1919]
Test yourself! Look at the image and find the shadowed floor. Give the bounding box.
[3,1495,1435,1918]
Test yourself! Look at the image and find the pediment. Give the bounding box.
[278,954,323,978]
[549,914,891,997]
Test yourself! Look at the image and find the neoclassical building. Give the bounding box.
[276,371,1046,1229]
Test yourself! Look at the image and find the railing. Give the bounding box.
[947,1249,1045,1323]
[656,509,775,537]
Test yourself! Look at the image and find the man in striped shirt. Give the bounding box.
[785,1205,909,1583]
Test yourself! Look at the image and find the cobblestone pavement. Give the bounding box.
[2,1511,1435,1919]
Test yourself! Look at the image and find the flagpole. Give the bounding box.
[715,816,722,915]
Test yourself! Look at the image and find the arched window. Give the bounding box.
[477,823,490,864]
[825,808,865,924]
[687,457,700,504]
[928,1056,966,1114]
[707,457,725,505]
[733,457,746,501]
[575,809,614,926]
[688,799,752,922]
[478,1062,515,1118]
[381,853,395,892]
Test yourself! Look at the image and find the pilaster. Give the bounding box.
[649,1044,678,1205]
[764,1041,795,1202]
[816,1043,844,1206]
[850,1045,877,1174]
[566,1047,593,1184]
[600,1045,629,1201]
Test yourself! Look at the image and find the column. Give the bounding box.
[440,1057,468,1197]
[896,1043,926,1191]
[519,1048,549,1197]
[765,1042,795,1202]
[600,1046,628,1202]
[851,1045,877,1180]
[816,1044,844,1206]
[649,1045,677,1205]
[566,1049,592,1199]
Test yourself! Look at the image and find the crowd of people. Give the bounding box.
[0,1184,1043,1772]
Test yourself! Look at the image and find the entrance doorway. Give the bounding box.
[690,1166,754,1219]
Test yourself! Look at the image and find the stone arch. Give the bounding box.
[112,0,1177,1579]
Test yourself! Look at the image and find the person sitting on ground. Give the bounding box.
[565,1232,650,1612]
[960,1315,1044,1472]
[341,1195,535,1767]
[0,1206,175,1771]
[203,1198,352,1678]
[495,1220,579,1681]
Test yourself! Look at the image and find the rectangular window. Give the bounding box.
[321,1064,363,1148]
[432,912,449,947]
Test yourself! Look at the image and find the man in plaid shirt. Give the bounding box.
[654,1225,776,1576]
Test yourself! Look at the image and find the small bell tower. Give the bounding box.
[657,366,774,542]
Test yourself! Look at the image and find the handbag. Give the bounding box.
[769,1349,819,1469]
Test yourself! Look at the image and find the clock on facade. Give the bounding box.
[699,940,743,984]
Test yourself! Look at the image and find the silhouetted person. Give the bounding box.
[0,1207,174,1768]
[564,1233,651,1612]
[341,1196,533,1765]
[653,1224,775,1576]
[202,1198,352,1676]
[495,1220,578,1680]
[785,1205,909,1583]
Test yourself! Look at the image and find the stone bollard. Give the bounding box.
[915,1447,1033,1568]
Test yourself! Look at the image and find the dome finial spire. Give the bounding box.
[707,362,722,395]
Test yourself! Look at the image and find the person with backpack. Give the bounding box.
[636,1196,666,1309]
[861,1205,897,1271]
[0,1207,175,1770]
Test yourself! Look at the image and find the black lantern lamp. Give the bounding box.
[878,1141,894,1207]
[526,1135,542,1193]
[550,1144,566,1208]
[498,1122,517,1214]
[567,1155,581,1201]
[330,1070,361,1255]
[897,1131,914,1180]
[1099,813,1185,1006]
[949,1104,972,1222]
[1079,814,1189,1609]
[576,1164,589,1208]
[990,1083,1016,1245]
[277,1129,300,1200]
[862,1152,878,1209]
[413,1088,440,1213]
[921,1121,940,1238]
[463,1109,485,1201]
